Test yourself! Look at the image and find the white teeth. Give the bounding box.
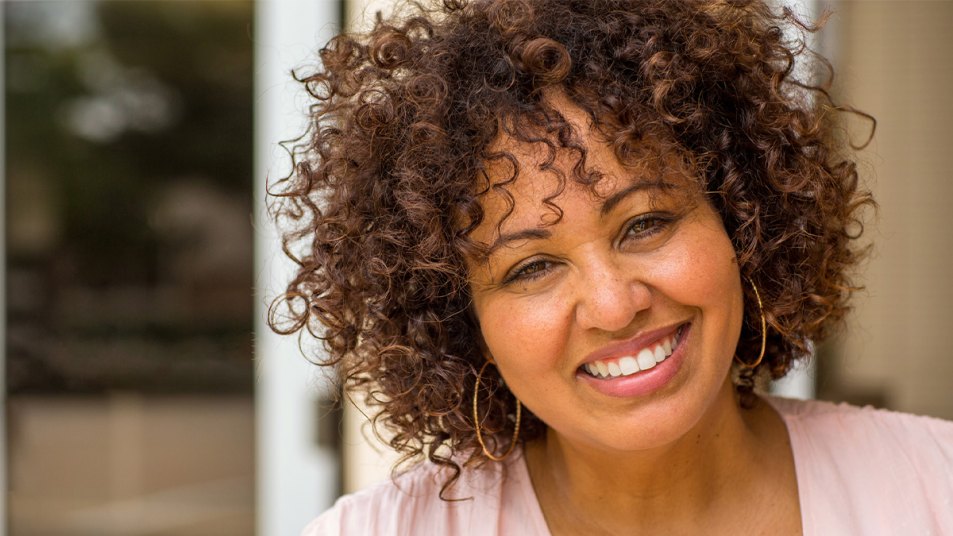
[619,356,639,375]
[583,327,684,380]
[636,348,656,370]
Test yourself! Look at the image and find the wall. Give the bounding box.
[820,0,953,419]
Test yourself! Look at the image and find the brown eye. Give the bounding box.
[503,259,553,285]
[624,214,670,238]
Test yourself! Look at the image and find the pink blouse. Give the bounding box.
[303,397,953,535]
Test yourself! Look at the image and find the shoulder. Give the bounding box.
[768,395,953,454]
[301,452,545,536]
[766,396,953,533]
[301,461,474,536]
[768,395,953,472]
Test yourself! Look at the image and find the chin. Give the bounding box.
[555,361,737,455]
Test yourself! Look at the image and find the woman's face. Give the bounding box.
[468,107,744,453]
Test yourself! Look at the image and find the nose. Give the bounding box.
[573,255,651,332]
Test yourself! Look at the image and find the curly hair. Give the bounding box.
[269,0,873,491]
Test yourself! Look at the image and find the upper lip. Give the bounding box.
[578,322,686,368]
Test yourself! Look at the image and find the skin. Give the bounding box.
[467,100,801,535]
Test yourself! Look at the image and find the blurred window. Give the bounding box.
[5,1,255,533]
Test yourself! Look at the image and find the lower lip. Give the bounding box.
[576,324,691,398]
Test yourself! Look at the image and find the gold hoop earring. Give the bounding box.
[735,277,767,369]
[472,361,521,461]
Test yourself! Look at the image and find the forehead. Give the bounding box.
[479,90,695,190]
[475,115,693,233]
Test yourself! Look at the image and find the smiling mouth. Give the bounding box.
[580,324,688,379]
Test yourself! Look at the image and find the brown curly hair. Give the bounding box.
[269,0,873,489]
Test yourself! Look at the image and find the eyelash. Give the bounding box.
[622,213,671,241]
[501,213,674,285]
[502,259,552,285]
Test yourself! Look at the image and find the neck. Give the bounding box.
[524,384,784,534]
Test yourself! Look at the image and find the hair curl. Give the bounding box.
[269,0,873,492]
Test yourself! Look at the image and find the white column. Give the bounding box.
[333,0,403,495]
[254,2,339,535]
[0,4,8,534]
[769,0,819,401]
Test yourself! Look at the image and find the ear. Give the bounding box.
[479,338,495,365]
[468,305,494,363]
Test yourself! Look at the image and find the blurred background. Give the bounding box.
[1,0,951,535]
[4,1,257,534]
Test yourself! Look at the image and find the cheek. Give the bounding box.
[479,294,570,370]
[667,221,744,354]
[673,243,739,306]
[633,212,741,358]
[653,210,739,297]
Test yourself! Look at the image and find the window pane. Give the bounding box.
[5,1,255,533]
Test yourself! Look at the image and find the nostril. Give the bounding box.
[575,284,650,333]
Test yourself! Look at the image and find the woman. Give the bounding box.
[271,0,953,534]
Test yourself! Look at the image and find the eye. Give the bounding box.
[502,259,553,285]
[623,213,672,241]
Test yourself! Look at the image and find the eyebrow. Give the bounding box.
[600,180,676,217]
[484,180,676,257]
[485,228,552,256]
